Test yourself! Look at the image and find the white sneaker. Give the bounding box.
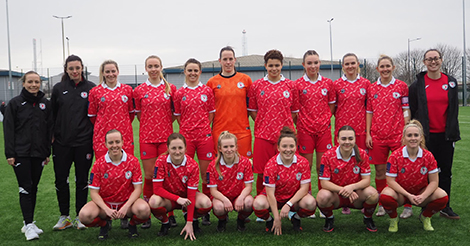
[308,214,316,219]
[24,223,39,241]
[21,221,43,234]
[376,206,386,217]
[53,215,73,230]
[319,211,326,218]
[400,207,413,219]
[255,217,265,222]
[73,217,87,230]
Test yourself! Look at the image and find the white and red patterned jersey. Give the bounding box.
[134,80,177,143]
[173,82,215,141]
[367,77,409,143]
[295,74,335,135]
[206,155,254,199]
[88,82,134,152]
[152,154,199,198]
[248,75,299,142]
[333,75,370,136]
[263,154,311,203]
[319,146,370,187]
[386,146,438,195]
[88,151,142,203]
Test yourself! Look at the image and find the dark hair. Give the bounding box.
[264,49,283,64]
[61,55,85,82]
[423,49,442,60]
[219,46,235,59]
[166,132,187,147]
[277,126,297,145]
[105,129,122,141]
[337,125,362,163]
[184,58,201,70]
[20,71,40,82]
[302,50,319,63]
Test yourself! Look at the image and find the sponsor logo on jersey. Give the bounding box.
[182,96,186,101]
[63,91,68,95]
[442,84,448,91]
[296,172,302,181]
[104,173,109,179]
[327,144,332,149]
[321,88,328,96]
[21,101,27,106]
[420,166,428,175]
[201,94,208,102]
[86,153,92,160]
[353,165,360,174]
[265,176,270,184]
[125,171,132,179]
[237,82,245,89]
[101,97,105,102]
[283,91,290,98]
[143,151,146,156]
[168,171,171,177]
[144,94,149,98]
[369,156,372,161]
[360,88,366,95]
[153,167,158,178]
[334,168,339,174]
[81,92,88,98]
[89,173,94,184]
[122,95,128,103]
[303,89,307,94]
[236,172,244,180]
[402,96,409,104]
[401,167,405,173]
[277,174,280,180]
[182,175,188,183]
[374,94,378,99]
[217,84,221,89]
[449,81,456,88]
[302,146,306,150]
[393,92,401,99]
[206,152,213,158]
[340,89,345,94]
[39,103,46,110]
[247,151,252,157]
[260,90,265,96]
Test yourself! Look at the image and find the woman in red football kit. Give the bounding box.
[409,49,460,220]
[252,127,316,235]
[248,50,299,195]
[88,60,135,159]
[379,120,448,232]
[133,55,177,228]
[149,133,212,241]
[316,125,378,232]
[365,55,411,218]
[173,58,215,225]
[207,131,254,232]
[78,130,150,240]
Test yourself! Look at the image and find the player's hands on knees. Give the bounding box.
[181,222,196,241]
[105,208,118,219]
[348,191,359,203]
[116,204,130,219]
[280,204,291,219]
[177,197,191,207]
[234,197,244,211]
[223,198,233,212]
[413,194,425,205]
[339,185,355,198]
[272,218,282,235]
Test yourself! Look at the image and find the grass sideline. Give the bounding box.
[0,108,469,246]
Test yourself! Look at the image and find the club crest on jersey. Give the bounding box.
[101,97,105,102]
[237,82,245,89]
[374,94,378,99]
[340,89,345,94]
[247,151,252,157]
[206,152,213,158]
[277,174,280,180]
[86,153,92,160]
[334,168,339,174]
[81,92,88,98]
[353,165,360,174]
[260,90,265,96]
[182,96,186,101]
[104,173,109,179]
[303,89,307,94]
[163,92,170,100]
[393,92,401,99]
[296,172,302,181]
[144,94,149,98]
[401,167,406,173]
[360,88,366,95]
[201,94,208,102]
[218,175,223,181]
[283,91,290,98]
[182,175,188,183]
[420,166,428,175]
[302,146,306,150]
[449,81,456,88]
[442,84,448,91]
[125,171,132,179]
[217,84,221,89]
[122,95,128,103]
[236,172,244,180]
[321,88,328,96]
[39,103,46,110]
[327,144,332,149]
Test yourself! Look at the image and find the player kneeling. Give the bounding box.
[207,131,254,232]
[380,120,448,232]
[149,133,212,241]
[317,125,379,232]
[79,129,150,240]
[253,127,317,235]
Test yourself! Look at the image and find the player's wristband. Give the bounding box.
[286,201,293,207]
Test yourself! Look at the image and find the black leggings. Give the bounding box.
[13,157,45,224]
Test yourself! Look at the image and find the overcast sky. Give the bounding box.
[1,0,469,76]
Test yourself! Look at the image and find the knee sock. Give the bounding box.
[375,178,387,206]
[297,208,315,218]
[168,210,175,217]
[363,201,378,218]
[195,206,212,218]
[84,217,107,228]
[238,210,252,220]
[256,176,264,195]
[253,208,270,220]
[129,214,148,226]
[404,204,412,209]
[319,205,334,218]
[422,196,448,217]
[143,178,153,201]
[380,194,398,218]
[151,207,168,223]
[214,213,227,220]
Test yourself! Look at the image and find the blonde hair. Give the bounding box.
[145,55,172,96]
[377,54,394,67]
[214,131,239,178]
[99,60,119,84]
[402,120,427,150]
[342,53,361,75]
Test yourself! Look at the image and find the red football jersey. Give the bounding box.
[88,151,142,203]
[424,73,449,133]
[386,146,438,195]
[134,80,177,143]
[263,154,311,203]
[367,77,409,143]
[88,82,134,152]
[248,75,299,142]
[319,146,370,187]
[152,154,200,198]
[333,75,370,136]
[206,155,254,199]
[173,83,215,141]
[295,74,335,135]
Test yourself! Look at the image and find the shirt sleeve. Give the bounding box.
[366,85,373,113]
[243,158,254,183]
[247,82,258,111]
[290,81,300,113]
[263,158,276,187]
[328,79,336,104]
[401,83,410,109]
[206,161,218,188]
[319,154,331,180]
[206,87,216,113]
[386,153,398,177]
[133,87,141,112]
[360,151,371,176]
[132,157,143,185]
[187,159,200,190]
[300,158,311,184]
[88,162,102,189]
[87,88,98,117]
[173,90,182,116]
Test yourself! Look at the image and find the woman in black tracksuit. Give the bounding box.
[51,55,96,230]
[3,71,53,241]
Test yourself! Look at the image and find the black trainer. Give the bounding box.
[107,219,112,231]
[120,218,128,229]
[157,222,170,236]
[216,219,227,232]
[440,207,460,220]
[291,216,302,232]
[323,217,334,232]
[236,217,246,232]
[265,219,273,232]
[128,224,139,238]
[202,213,211,226]
[363,217,377,232]
[169,215,178,227]
[193,219,202,233]
[98,225,109,240]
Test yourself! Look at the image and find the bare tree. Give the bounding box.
[393,49,426,85]
[360,59,379,83]
[436,43,462,79]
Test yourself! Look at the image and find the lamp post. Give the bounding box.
[327,18,334,76]
[407,37,421,83]
[53,15,72,64]
[462,0,467,106]
[6,0,13,100]
[66,37,70,56]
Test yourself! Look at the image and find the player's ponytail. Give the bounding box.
[277,126,297,146]
[145,55,172,96]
